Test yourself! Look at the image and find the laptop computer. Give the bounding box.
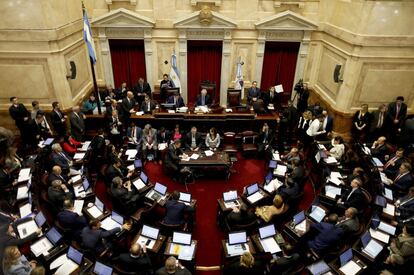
[100,211,124,231]
[269,160,277,169]
[172,231,192,246]
[258,224,281,254]
[307,260,331,275]
[223,190,239,206]
[378,221,396,235]
[43,138,54,146]
[134,159,143,169]
[17,211,46,238]
[228,231,247,245]
[55,246,84,275]
[340,248,353,267]
[374,195,387,207]
[137,224,160,249]
[146,182,167,201]
[178,192,192,205]
[132,171,148,191]
[293,211,306,225]
[46,227,62,245]
[246,183,264,204]
[86,197,104,219]
[309,205,326,223]
[361,231,383,259]
[93,261,113,275]
[259,224,276,239]
[30,226,62,257]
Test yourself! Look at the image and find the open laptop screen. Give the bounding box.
[93,261,113,275]
[179,192,191,203]
[378,221,396,235]
[361,231,371,248]
[142,225,159,240]
[246,183,259,196]
[340,248,353,267]
[46,227,62,245]
[95,197,104,212]
[111,211,124,225]
[259,224,276,239]
[35,211,46,227]
[172,232,192,245]
[68,246,83,265]
[223,190,237,202]
[228,231,247,245]
[140,171,148,183]
[154,182,167,195]
[293,211,305,225]
[82,178,90,191]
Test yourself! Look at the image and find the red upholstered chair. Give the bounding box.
[222,132,238,155]
[227,89,242,107]
[241,131,258,157]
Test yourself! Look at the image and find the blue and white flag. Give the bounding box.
[235,58,244,91]
[169,52,181,88]
[83,10,96,64]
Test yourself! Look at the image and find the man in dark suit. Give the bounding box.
[297,83,310,113]
[167,93,185,108]
[184,126,203,151]
[155,256,191,275]
[337,207,360,235]
[81,219,131,255]
[164,140,186,181]
[278,179,300,202]
[196,89,212,106]
[106,159,133,184]
[121,91,136,124]
[307,213,343,254]
[384,148,406,179]
[8,97,30,145]
[337,178,367,212]
[116,82,128,99]
[48,180,73,210]
[105,99,121,119]
[50,101,67,137]
[396,187,414,222]
[111,177,142,211]
[369,104,387,142]
[126,122,143,149]
[387,96,407,141]
[69,105,85,141]
[160,74,173,103]
[48,166,69,185]
[289,159,305,186]
[257,123,273,160]
[90,129,106,159]
[106,109,123,147]
[140,95,156,114]
[390,162,413,198]
[371,136,390,163]
[247,81,261,104]
[317,110,333,141]
[114,243,152,274]
[163,191,194,225]
[279,100,299,145]
[262,86,279,109]
[50,143,74,173]
[157,127,171,144]
[57,199,87,242]
[142,124,158,160]
[226,204,256,227]
[133,77,152,106]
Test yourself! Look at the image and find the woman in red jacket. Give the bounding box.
[61,135,81,155]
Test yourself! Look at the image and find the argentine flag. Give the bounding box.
[169,52,181,88]
[235,58,244,91]
[83,11,97,64]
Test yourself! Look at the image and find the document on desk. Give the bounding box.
[274,164,287,176]
[73,200,84,216]
[20,203,32,218]
[225,108,233,112]
[369,228,390,244]
[17,220,38,238]
[226,243,249,256]
[330,171,343,179]
[16,185,29,200]
[328,176,342,186]
[204,150,214,157]
[50,254,67,270]
[167,110,176,114]
[158,143,168,151]
[73,153,85,160]
[247,192,263,204]
[295,220,307,233]
[132,179,146,190]
[178,244,196,261]
[223,201,239,209]
[264,178,283,193]
[100,217,122,231]
[18,168,31,183]
[86,206,102,219]
[339,260,361,275]
[125,149,138,157]
[310,206,326,223]
[136,236,156,250]
[383,203,395,216]
[363,240,383,258]
[325,185,342,199]
[54,261,79,275]
[325,156,338,164]
[30,237,53,257]
[380,172,390,185]
[272,152,281,161]
[79,141,91,152]
[372,157,383,167]
[190,153,199,160]
[260,238,281,254]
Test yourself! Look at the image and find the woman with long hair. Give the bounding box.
[2,246,36,275]
[205,127,220,150]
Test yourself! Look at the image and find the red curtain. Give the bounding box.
[260,42,300,104]
[187,40,222,104]
[109,39,147,89]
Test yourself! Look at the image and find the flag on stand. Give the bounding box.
[83,10,97,64]
[235,57,244,97]
[169,52,181,88]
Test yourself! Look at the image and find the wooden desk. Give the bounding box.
[251,234,285,255]
[164,238,198,260]
[241,189,270,207]
[180,151,230,178]
[132,229,166,254]
[221,239,256,258]
[283,218,313,243]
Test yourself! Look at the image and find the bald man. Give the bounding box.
[196,89,211,106]
[114,243,152,273]
[69,105,85,141]
[155,256,192,275]
[121,91,136,124]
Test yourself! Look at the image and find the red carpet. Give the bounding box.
[95,153,315,272]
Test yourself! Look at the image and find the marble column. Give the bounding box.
[254,32,266,91]
[144,30,154,88]
[178,31,188,102]
[220,32,232,106]
[98,28,114,87]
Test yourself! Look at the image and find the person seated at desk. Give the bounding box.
[382,221,414,274]
[337,207,359,235]
[395,187,414,223]
[262,86,280,109]
[48,166,69,185]
[383,148,406,180]
[0,165,15,197]
[255,194,287,223]
[247,81,261,105]
[82,94,98,114]
[307,213,344,255]
[155,256,191,275]
[269,244,301,274]
[326,136,345,161]
[140,95,156,114]
[50,143,79,176]
[157,127,171,145]
[126,122,143,149]
[111,177,142,211]
[196,89,212,107]
[116,82,129,99]
[277,178,300,202]
[0,223,41,261]
[105,99,120,119]
[163,191,194,225]
[337,177,367,212]
[288,159,305,186]
[113,243,152,274]
[57,199,87,242]
[281,147,301,168]
[225,252,264,275]
[61,135,81,156]
[106,158,133,184]
[184,126,203,152]
[167,92,185,108]
[81,219,131,255]
[2,246,37,275]
[90,129,107,159]
[257,123,273,160]
[205,127,220,151]
[142,124,158,160]
[386,162,413,198]
[252,98,266,114]
[226,204,256,227]
[164,140,188,182]
[133,77,152,106]
[371,136,390,163]
[171,124,183,142]
[48,180,73,210]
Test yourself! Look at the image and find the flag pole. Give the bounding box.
[82,2,101,115]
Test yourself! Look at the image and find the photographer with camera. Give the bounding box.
[295,80,309,114]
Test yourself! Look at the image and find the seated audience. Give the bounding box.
[155,256,191,275]
[196,89,211,106]
[307,213,343,254]
[289,159,305,186]
[2,246,36,275]
[255,194,287,223]
[226,204,256,227]
[114,243,152,274]
[171,124,183,142]
[282,147,301,168]
[164,191,194,225]
[48,165,69,185]
[126,122,143,148]
[82,219,131,255]
[157,127,171,145]
[50,143,79,175]
[205,127,220,150]
[269,244,301,274]
[184,126,203,152]
[167,92,185,108]
[278,178,300,202]
[225,252,264,275]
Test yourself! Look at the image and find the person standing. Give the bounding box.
[133,77,152,106]
[8,97,30,145]
[69,106,86,142]
[387,96,407,142]
[351,104,370,142]
[160,74,173,103]
[50,101,67,137]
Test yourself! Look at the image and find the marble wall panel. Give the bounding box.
[156,41,177,80]
[230,43,255,82]
[65,46,91,98]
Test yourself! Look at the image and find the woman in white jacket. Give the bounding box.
[328,136,345,160]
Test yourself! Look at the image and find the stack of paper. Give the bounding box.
[190,154,199,160]
[205,150,214,157]
[260,238,281,254]
[158,143,168,151]
[178,244,196,261]
[18,168,31,183]
[274,165,287,176]
[339,261,361,275]
[16,185,29,200]
[17,220,39,238]
[383,203,395,216]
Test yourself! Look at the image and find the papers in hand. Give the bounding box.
[260,237,281,254]
[178,244,196,261]
[275,84,283,93]
[204,150,214,157]
[18,168,31,183]
[339,260,361,275]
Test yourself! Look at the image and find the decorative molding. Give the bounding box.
[274,1,306,8]
[191,0,222,6]
[174,10,237,29]
[255,10,318,31]
[91,8,155,28]
[106,0,137,5]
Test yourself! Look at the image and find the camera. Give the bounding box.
[294,79,304,93]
